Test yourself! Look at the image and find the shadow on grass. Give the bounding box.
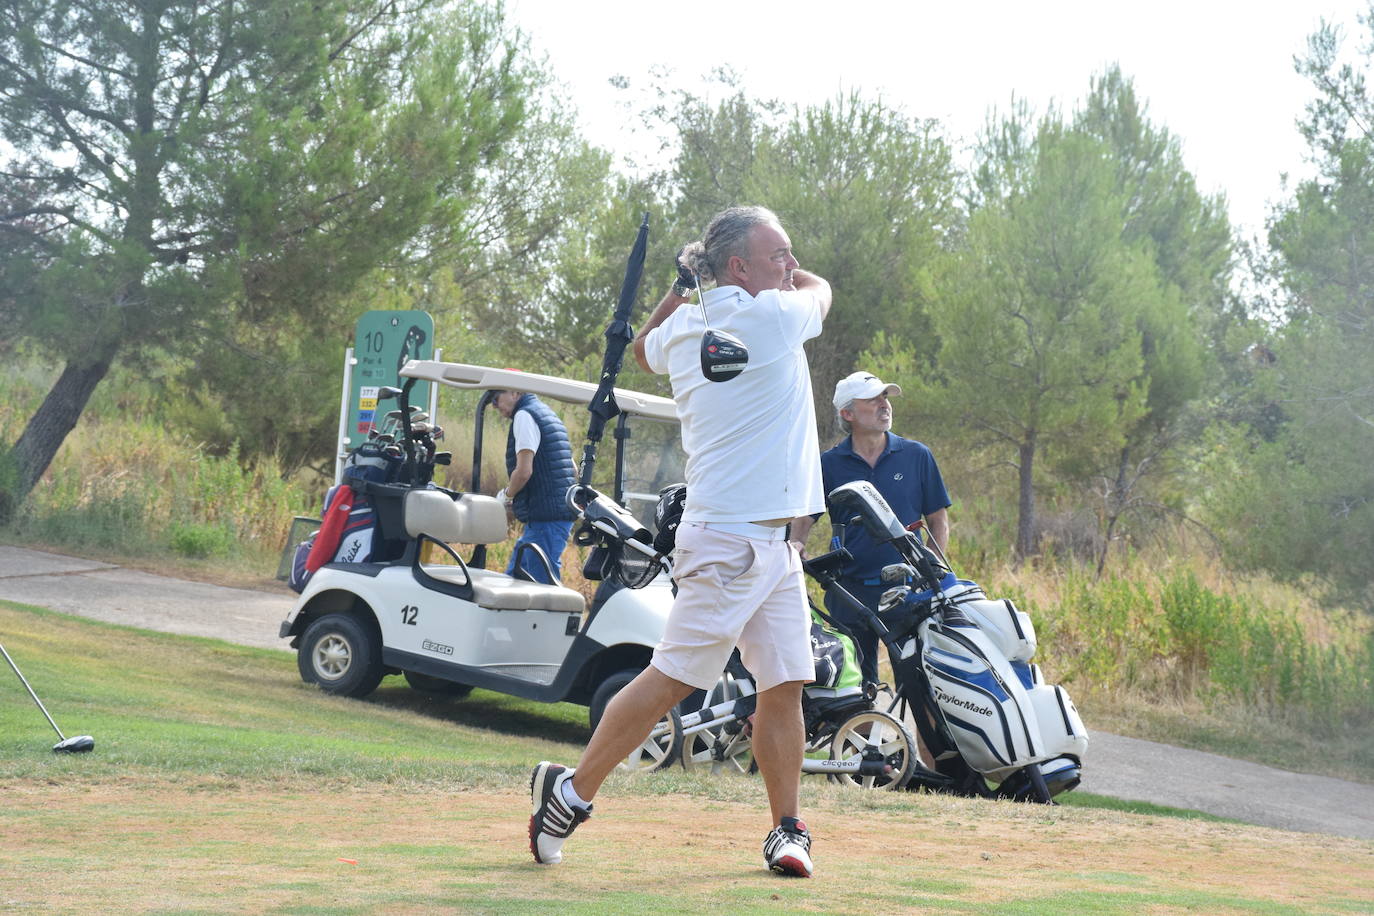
[363,682,593,746]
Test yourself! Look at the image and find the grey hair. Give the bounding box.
[678,206,781,284]
[835,404,853,435]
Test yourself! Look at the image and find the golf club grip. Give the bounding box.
[820,580,894,642]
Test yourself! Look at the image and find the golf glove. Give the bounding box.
[496,488,510,506]
[674,247,697,291]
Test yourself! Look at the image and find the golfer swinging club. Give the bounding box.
[528,206,833,877]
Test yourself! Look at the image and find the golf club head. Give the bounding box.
[53,735,94,753]
[829,480,908,541]
[700,329,748,382]
[880,563,916,584]
[377,386,401,402]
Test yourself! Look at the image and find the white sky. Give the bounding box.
[504,0,1371,240]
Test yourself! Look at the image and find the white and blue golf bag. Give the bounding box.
[823,479,1087,801]
[900,578,1087,796]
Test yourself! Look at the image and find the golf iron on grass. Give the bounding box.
[0,642,94,753]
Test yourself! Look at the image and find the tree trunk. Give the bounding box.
[1015,437,1037,561]
[1095,445,1132,577]
[0,340,121,522]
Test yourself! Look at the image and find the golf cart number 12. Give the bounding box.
[400,605,418,625]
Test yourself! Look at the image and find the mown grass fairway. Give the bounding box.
[1,601,1371,914]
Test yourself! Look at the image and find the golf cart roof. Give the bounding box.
[400,360,679,423]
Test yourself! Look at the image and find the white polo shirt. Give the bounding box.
[644,284,825,523]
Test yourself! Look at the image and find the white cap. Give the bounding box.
[833,371,902,410]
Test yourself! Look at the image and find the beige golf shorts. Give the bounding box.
[650,521,813,692]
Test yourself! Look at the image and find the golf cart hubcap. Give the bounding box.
[313,634,352,680]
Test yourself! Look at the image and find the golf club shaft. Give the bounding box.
[0,642,66,739]
[695,270,710,327]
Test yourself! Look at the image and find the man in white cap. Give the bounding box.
[790,371,950,684]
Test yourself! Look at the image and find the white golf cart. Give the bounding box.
[279,360,685,731]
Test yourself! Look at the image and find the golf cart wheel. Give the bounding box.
[589,667,685,771]
[828,710,918,790]
[403,670,474,698]
[298,614,384,698]
[589,667,640,732]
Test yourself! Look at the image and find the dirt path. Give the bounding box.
[3,544,1373,842]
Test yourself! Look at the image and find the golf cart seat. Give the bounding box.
[403,489,586,614]
[444,569,584,613]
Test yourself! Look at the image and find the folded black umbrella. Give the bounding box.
[580,212,649,487]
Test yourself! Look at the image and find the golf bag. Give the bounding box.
[288,484,376,594]
[287,531,316,593]
[881,578,1087,794]
[288,444,405,594]
[806,608,864,699]
[572,485,664,589]
[711,612,866,717]
[815,479,1088,801]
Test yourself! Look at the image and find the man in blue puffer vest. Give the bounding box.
[493,389,578,584]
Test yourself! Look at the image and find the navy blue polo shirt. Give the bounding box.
[819,432,950,583]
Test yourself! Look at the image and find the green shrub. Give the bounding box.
[167,522,237,559]
[14,466,157,552]
[1160,573,1233,689]
[1005,565,1373,728]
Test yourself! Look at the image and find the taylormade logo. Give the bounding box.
[932,684,994,718]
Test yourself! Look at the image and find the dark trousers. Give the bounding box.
[823,578,886,685]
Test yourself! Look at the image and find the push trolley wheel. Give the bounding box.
[678,722,754,774]
[827,710,918,790]
[704,725,757,776]
[678,670,756,775]
[621,708,685,772]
